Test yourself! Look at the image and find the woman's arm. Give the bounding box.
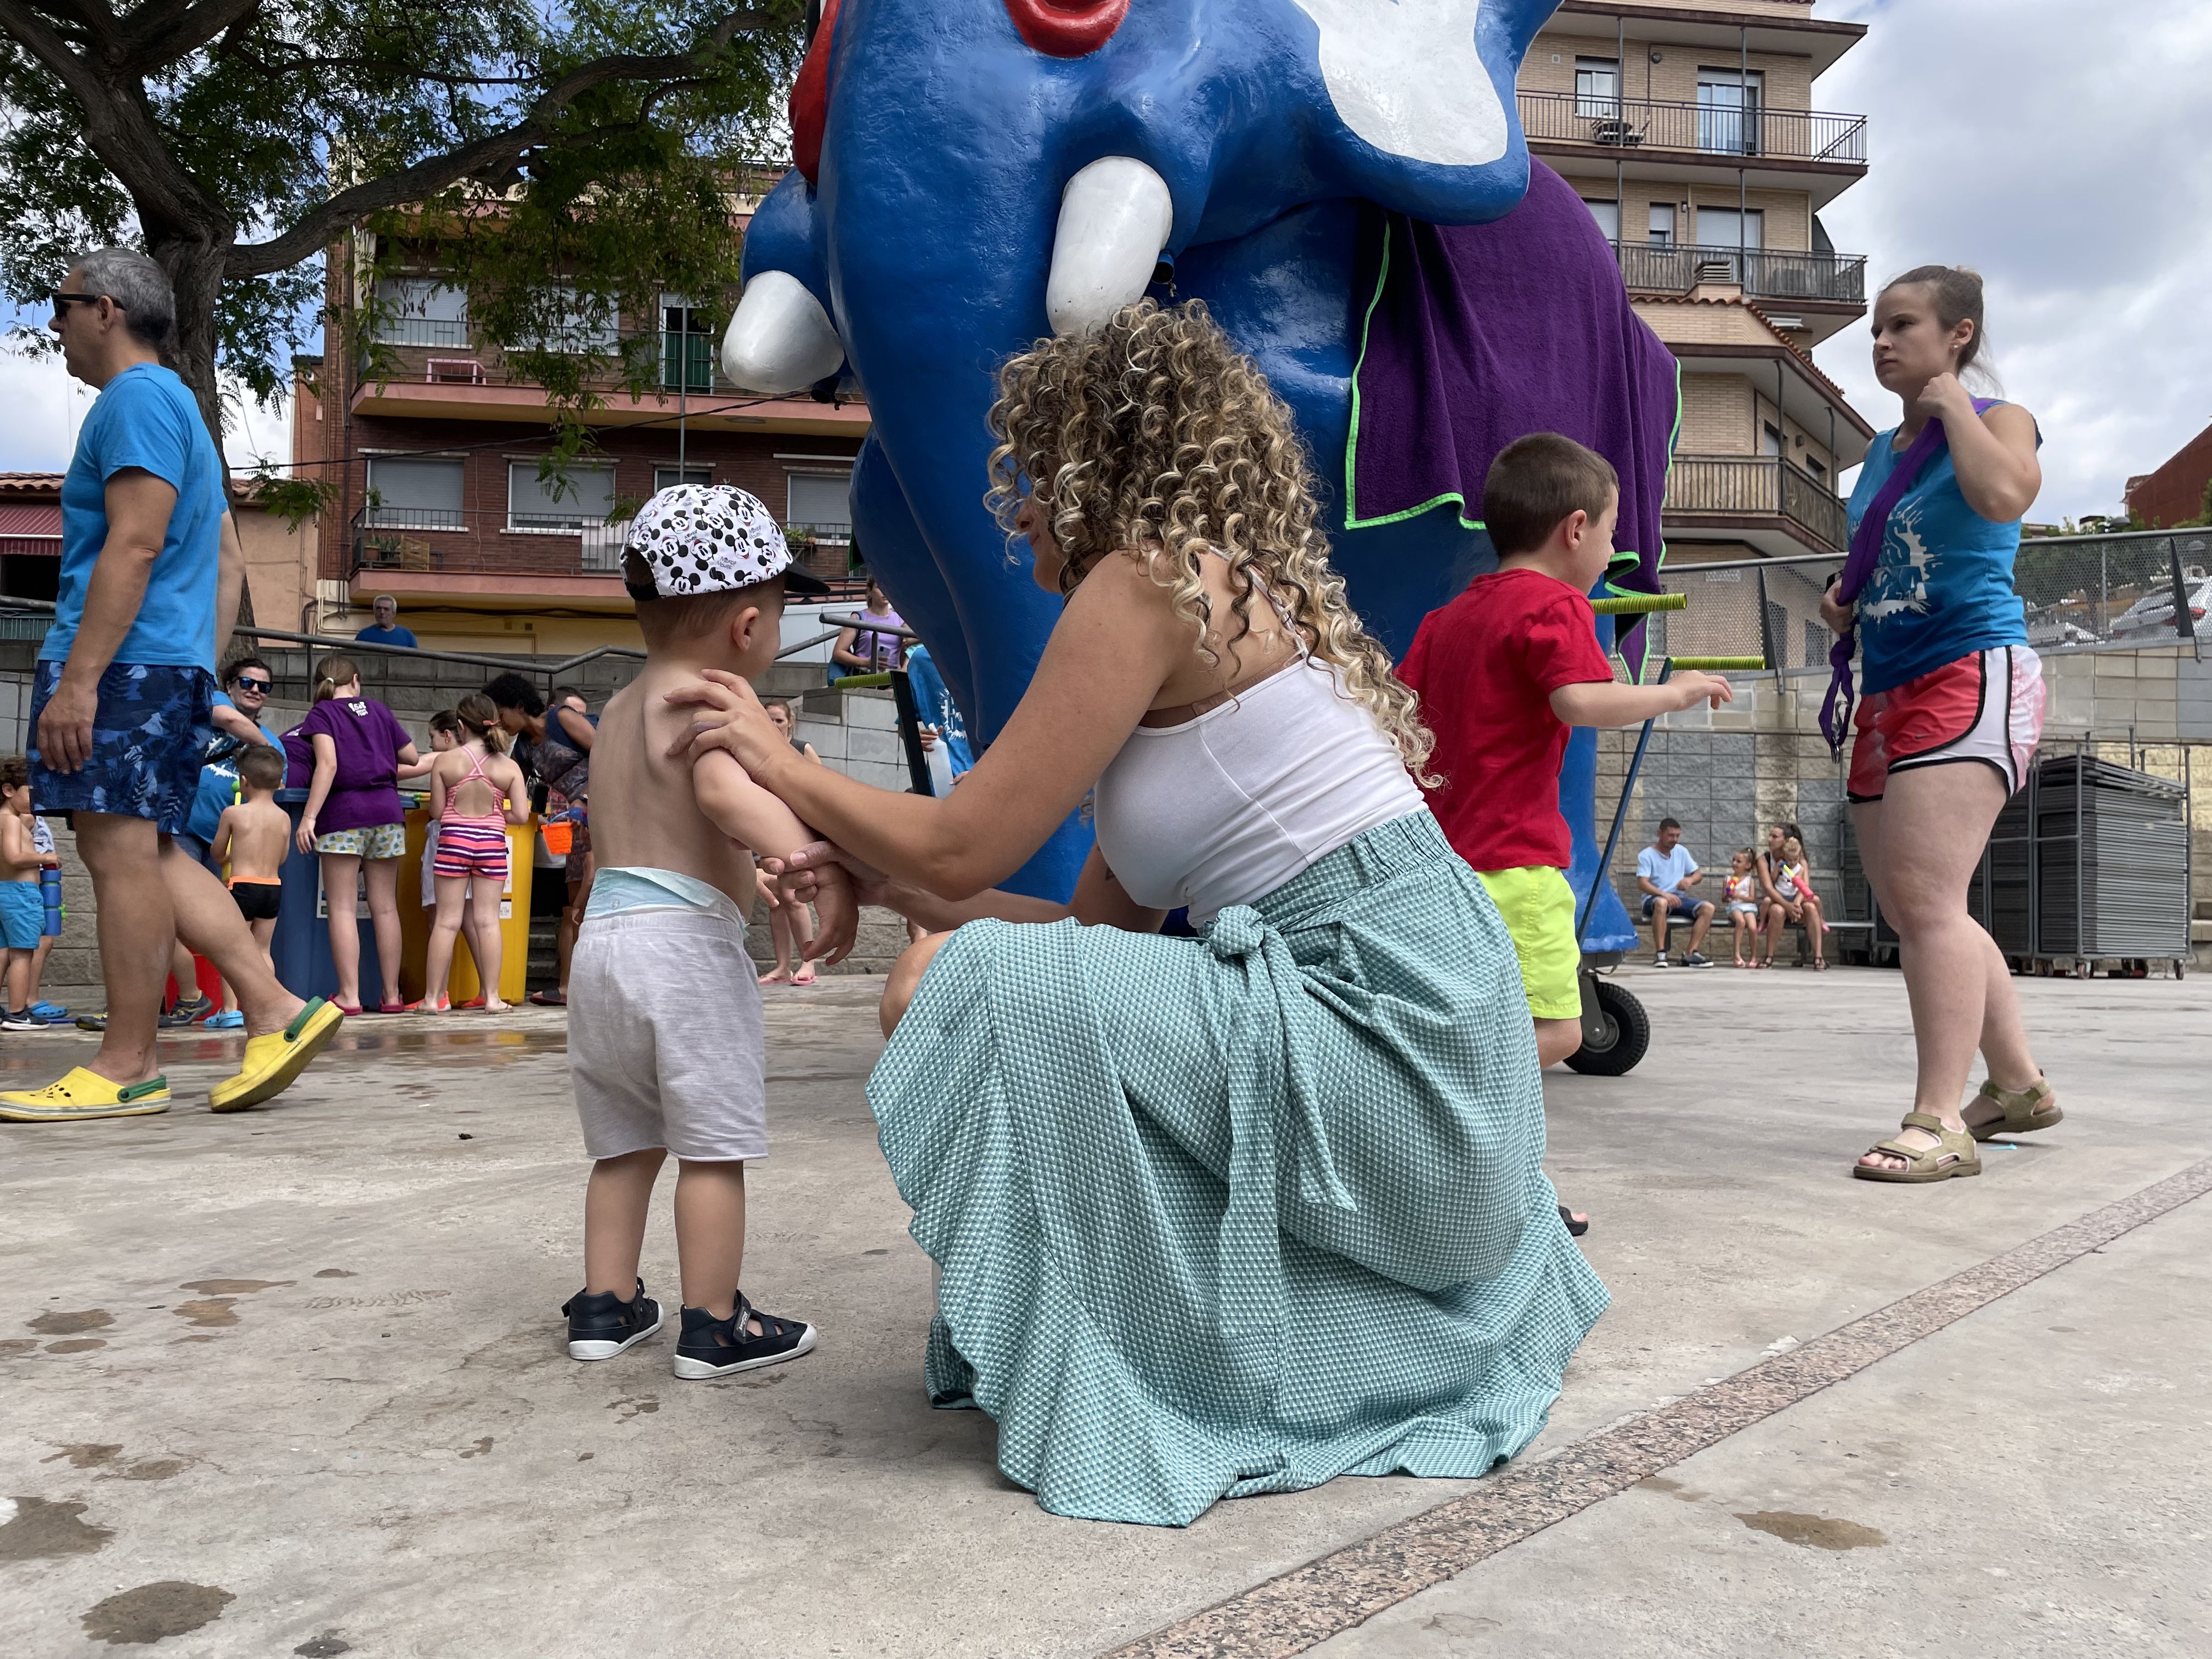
[830,624,867,670]
[1754,853,1782,903]
[675,555,1183,899]
[297,732,338,853]
[554,706,595,753]
[1921,376,2040,522]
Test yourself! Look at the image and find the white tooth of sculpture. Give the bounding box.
[1046,157,1175,337]
[1287,0,1506,168]
[720,270,847,394]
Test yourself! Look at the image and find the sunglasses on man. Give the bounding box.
[48,291,109,311]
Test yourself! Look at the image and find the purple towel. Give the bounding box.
[1347,162,1680,672]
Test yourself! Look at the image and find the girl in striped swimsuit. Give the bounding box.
[422,694,529,1013]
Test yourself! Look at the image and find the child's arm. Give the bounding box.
[692,750,858,962]
[0,814,32,873]
[1551,672,1734,729]
[209,805,238,871]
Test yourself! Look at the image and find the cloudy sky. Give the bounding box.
[3,0,2207,523]
[1811,0,2212,518]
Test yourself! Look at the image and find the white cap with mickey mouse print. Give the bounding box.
[622,484,831,601]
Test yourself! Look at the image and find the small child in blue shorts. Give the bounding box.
[0,759,52,1028]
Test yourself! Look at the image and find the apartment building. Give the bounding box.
[1517,0,1875,637]
[295,185,869,656]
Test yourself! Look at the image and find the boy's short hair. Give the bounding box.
[1483,433,1620,557]
[237,744,287,791]
[625,556,786,649]
[0,756,26,795]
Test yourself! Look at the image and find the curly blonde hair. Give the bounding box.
[984,299,1434,781]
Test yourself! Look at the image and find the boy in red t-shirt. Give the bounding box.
[1401,434,1733,1074]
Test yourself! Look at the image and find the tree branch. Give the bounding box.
[0,0,236,238]
[225,10,779,278]
[115,0,266,74]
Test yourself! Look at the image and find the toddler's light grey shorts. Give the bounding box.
[567,906,768,1162]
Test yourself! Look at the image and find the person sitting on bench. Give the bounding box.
[1636,818,1714,967]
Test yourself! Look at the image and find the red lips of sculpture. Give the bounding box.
[1004,0,1130,58]
[790,0,844,185]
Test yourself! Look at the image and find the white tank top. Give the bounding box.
[1092,657,1426,924]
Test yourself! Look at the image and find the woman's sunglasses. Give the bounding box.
[232,677,272,692]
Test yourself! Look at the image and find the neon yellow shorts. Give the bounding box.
[1476,865,1582,1022]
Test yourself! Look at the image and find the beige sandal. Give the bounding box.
[1853,1112,1983,1183]
[1970,1077,2063,1142]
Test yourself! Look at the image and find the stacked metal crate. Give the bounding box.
[2030,754,2192,961]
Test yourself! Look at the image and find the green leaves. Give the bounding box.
[0,0,805,455]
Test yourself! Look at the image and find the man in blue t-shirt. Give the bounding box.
[353,594,418,650]
[1634,816,1713,968]
[2,247,341,1125]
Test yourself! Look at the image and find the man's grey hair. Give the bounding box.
[374,594,398,608]
[71,247,174,348]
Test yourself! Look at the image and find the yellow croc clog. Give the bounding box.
[209,998,343,1114]
[0,1068,171,1122]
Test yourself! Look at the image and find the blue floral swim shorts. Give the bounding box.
[28,661,216,837]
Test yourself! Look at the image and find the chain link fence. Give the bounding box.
[1627,529,2211,673]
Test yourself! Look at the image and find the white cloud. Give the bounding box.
[1813,0,2212,521]
[0,334,295,479]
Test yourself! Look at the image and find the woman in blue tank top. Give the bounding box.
[1821,267,2062,1184]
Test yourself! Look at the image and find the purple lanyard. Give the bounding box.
[1819,398,1995,755]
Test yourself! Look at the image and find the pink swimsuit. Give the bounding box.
[433,749,510,881]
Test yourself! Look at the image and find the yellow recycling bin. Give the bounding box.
[398,805,537,1005]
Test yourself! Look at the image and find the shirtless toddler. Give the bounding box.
[208,745,292,986]
[560,486,849,1380]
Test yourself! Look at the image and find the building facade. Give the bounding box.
[295,191,870,656]
[1517,0,1875,654]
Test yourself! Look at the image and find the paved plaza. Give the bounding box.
[3,966,2207,1657]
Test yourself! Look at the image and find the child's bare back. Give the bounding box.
[590,664,761,909]
[218,797,292,884]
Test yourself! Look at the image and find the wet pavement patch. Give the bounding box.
[29,1308,112,1335]
[295,1635,352,1657]
[0,1496,114,1560]
[80,1581,235,1645]
[171,1299,239,1328]
[45,1338,108,1353]
[42,1444,123,1469]
[0,1338,37,1358]
[177,1279,293,1296]
[1734,1510,1888,1550]
[313,1269,357,1279]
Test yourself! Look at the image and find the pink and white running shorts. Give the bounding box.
[1847,645,2045,803]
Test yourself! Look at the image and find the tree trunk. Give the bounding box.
[148,229,257,628]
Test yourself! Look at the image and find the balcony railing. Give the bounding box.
[1519,89,1868,165]
[1665,455,1847,551]
[1613,241,1866,306]
[359,325,761,399]
[349,507,856,580]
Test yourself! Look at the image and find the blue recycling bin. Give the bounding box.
[272,788,382,1002]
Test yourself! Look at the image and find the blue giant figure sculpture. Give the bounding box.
[724,0,1670,950]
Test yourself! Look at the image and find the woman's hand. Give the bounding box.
[1914,370,1977,430]
[295,815,318,856]
[1819,579,1854,636]
[663,670,787,782]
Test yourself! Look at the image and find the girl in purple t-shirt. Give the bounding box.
[294,656,420,1014]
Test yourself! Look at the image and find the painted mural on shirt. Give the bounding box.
[1859,498,1937,626]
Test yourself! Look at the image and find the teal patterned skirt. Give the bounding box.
[868,812,1608,1526]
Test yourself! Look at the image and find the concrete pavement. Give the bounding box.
[2,964,2205,1656]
